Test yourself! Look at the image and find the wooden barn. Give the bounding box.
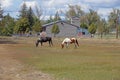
[42,16,89,37]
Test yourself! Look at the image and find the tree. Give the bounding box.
[4,14,15,36]
[86,9,100,26]
[54,11,61,21]
[0,3,4,35]
[31,5,43,34]
[46,15,54,23]
[66,5,85,24]
[66,5,84,19]
[19,2,28,18]
[35,5,43,20]
[97,19,106,38]
[32,19,42,33]
[0,3,3,19]
[66,5,76,18]
[80,23,88,29]
[80,14,88,25]
[108,9,120,39]
[0,13,15,36]
[27,7,35,30]
[88,23,97,37]
[14,18,30,34]
[51,24,60,37]
[75,5,85,16]
[18,2,37,34]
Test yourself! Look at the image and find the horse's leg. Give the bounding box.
[48,41,50,46]
[50,39,53,46]
[48,39,53,47]
[66,43,69,48]
[74,43,77,48]
[49,41,52,47]
[76,39,79,47]
[74,40,79,48]
[40,42,43,46]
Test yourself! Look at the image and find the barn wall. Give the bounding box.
[71,18,80,27]
[45,22,78,37]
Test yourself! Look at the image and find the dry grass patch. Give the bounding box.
[2,37,120,80]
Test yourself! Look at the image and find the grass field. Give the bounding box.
[4,37,120,80]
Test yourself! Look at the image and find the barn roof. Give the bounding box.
[71,16,80,20]
[42,20,79,28]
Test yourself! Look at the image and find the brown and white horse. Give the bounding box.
[61,38,79,48]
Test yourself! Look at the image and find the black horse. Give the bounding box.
[36,37,53,47]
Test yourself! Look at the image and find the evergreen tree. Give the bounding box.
[80,23,88,29]
[51,24,60,37]
[54,11,61,21]
[18,2,36,33]
[1,14,15,36]
[0,3,4,35]
[19,2,28,18]
[0,3,3,19]
[88,23,97,37]
[32,19,42,33]
[46,15,54,23]
[35,5,43,20]
[27,7,35,30]
[0,13,15,36]
[14,18,30,34]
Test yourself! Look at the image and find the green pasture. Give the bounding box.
[7,37,120,80]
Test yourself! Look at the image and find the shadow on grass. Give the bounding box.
[0,38,18,44]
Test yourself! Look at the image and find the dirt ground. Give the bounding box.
[0,40,54,80]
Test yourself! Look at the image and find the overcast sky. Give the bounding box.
[0,0,120,20]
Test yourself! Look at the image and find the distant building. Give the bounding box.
[42,16,89,37]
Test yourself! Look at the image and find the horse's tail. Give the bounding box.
[76,39,79,46]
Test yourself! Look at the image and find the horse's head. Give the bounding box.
[71,38,79,47]
[61,43,64,48]
[36,41,39,47]
[70,38,76,42]
[36,39,41,47]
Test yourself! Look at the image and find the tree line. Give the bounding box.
[0,3,120,38]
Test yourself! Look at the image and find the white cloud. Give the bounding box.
[41,15,65,20]
[2,0,120,20]
[97,8,112,20]
[20,1,37,8]
[25,1,37,8]
[84,0,114,4]
[0,0,13,8]
[98,8,112,16]
[43,0,73,8]
[83,0,120,8]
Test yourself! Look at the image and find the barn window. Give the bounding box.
[82,32,85,35]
